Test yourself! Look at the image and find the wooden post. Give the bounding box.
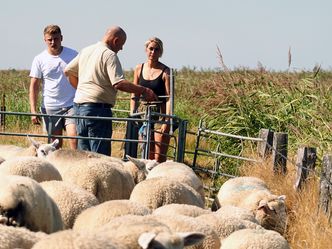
[257,129,274,158]
[272,132,288,174]
[319,154,332,222]
[294,146,317,190]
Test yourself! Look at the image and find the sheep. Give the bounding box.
[153,203,211,218]
[146,161,205,204]
[0,174,63,233]
[220,228,290,249]
[212,176,287,234]
[40,180,99,229]
[130,177,205,210]
[0,156,62,182]
[31,230,125,249]
[152,213,221,249]
[0,224,46,249]
[73,199,151,232]
[0,138,58,160]
[53,158,135,203]
[44,149,157,184]
[95,214,206,249]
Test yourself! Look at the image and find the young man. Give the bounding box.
[29,25,78,149]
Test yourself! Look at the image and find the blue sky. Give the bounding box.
[1,0,331,71]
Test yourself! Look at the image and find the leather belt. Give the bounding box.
[75,102,112,108]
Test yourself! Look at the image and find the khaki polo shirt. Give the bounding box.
[65,42,125,107]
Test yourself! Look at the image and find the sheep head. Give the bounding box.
[256,195,287,234]
[28,136,59,157]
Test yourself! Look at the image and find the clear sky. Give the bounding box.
[1,0,331,71]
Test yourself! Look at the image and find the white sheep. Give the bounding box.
[0,174,63,233]
[130,177,205,210]
[0,138,58,160]
[44,149,156,184]
[31,229,125,249]
[95,214,206,249]
[146,161,205,204]
[153,203,211,218]
[73,199,151,233]
[0,156,62,182]
[54,158,135,203]
[0,224,46,249]
[220,228,290,249]
[152,213,221,249]
[212,176,287,234]
[40,180,99,229]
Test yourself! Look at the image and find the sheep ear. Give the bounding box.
[138,232,157,249]
[126,155,146,170]
[258,199,268,210]
[27,136,40,149]
[278,195,286,202]
[179,232,205,247]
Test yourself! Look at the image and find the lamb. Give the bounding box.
[0,174,63,233]
[220,228,290,249]
[130,177,205,210]
[95,214,205,249]
[0,224,46,249]
[53,158,135,203]
[153,203,211,218]
[31,230,125,249]
[152,213,221,249]
[40,180,99,229]
[212,176,287,234]
[0,156,62,182]
[146,161,205,204]
[73,199,151,232]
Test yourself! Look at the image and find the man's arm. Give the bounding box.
[29,77,41,124]
[114,79,157,102]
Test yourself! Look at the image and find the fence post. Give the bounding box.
[0,94,6,130]
[319,154,332,222]
[272,132,288,174]
[176,119,187,163]
[257,128,274,158]
[294,146,317,190]
[192,119,203,170]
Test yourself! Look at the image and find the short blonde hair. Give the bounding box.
[43,25,62,35]
[145,37,163,57]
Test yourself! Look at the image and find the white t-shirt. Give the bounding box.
[30,47,78,109]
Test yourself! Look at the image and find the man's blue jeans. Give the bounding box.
[74,103,113,155]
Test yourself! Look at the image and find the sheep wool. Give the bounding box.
[220,228,290,249]
[130,177,205,210]
[96,214,205,249]
[0,224,46,249]
[0,156,62,182]
[31,230,125,249]
[73,199,151,232]
[0,174,63,233]
[40,180,99,229]
[146,161,205,204]
[57,158,135,203]
[153,203,211,218]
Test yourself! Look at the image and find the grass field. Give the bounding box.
[1,68,332,248]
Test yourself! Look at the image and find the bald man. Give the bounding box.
[65,26,156,155]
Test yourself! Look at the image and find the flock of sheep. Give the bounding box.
[0,137,290,249]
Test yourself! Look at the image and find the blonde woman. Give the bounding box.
[131,37,171,163]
